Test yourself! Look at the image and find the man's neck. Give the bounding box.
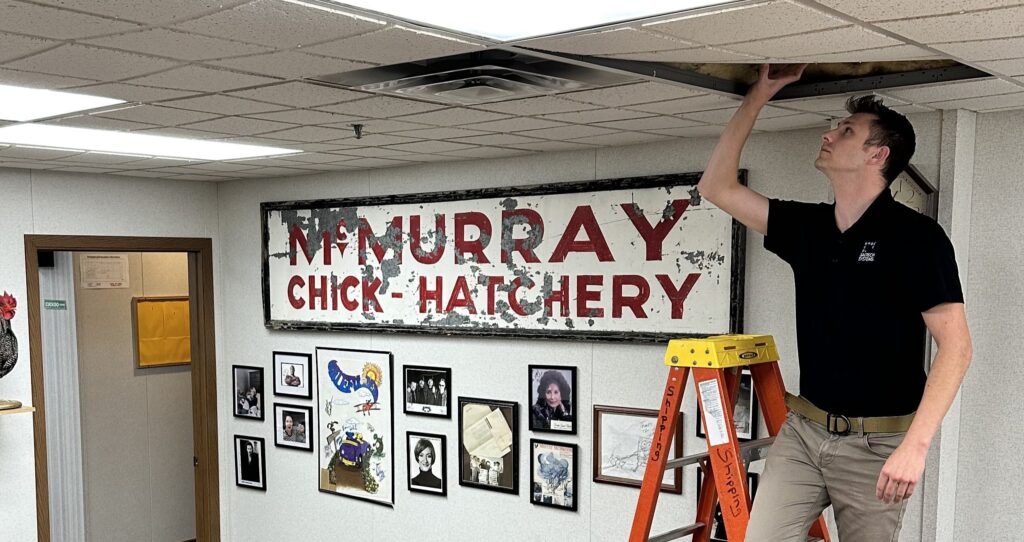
[830,172,887,233]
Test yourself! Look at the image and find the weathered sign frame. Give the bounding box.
[261,171,746,342]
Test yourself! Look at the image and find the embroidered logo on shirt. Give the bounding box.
[858,241,877,262]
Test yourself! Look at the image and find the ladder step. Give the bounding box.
[665,436,775,470]
[648,522,706,542]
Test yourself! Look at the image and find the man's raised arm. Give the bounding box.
[696,64,806,235]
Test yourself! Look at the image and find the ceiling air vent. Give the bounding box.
[311,49,640,105]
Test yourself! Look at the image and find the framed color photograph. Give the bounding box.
[233,365,265,420]
[235,435,267,490]
[273,351,312,399]
[403,365,451,418]
[458,397,518,494]
[696,368,758,442]
[530,439,577,511]
[528,365,576,434]
[274,403,313,451]
[697,465,759,542]
[593,405,683,494]
[316,347,394,507]
[407,432,447,496]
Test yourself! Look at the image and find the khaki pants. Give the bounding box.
[745,412,908,542]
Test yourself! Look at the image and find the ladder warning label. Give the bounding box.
[698,379,731,446]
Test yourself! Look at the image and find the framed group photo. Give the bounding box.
[593,405,683,494]
[235,435,267,490]
[696,368,759,442]
[273,351,312,398]
[528,365,576,434]
[274,403,313,451]
[530,439,577,511]
[407,432,447,496]
[233,365,264,420]
[403,365,451,418]
[458,397,518,494]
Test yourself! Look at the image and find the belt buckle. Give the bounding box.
[825,413,852,435]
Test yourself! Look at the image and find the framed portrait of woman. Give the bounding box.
[528,365,576,434]
[407,432,446,496]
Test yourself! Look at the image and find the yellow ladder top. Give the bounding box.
[664,334,779,369]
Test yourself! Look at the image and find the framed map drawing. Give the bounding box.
[593,405,683,494]
[316,347,394,506]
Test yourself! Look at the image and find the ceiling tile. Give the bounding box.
[261,126,354,143]
[51,166,116,174]
[57,152,151,165]
[103,157,194,168]
[931,37,1024,62]
[977,58,1024,77]
[228,82,368,108]
[186,161,262,172]
[877,6,1024,44]
[570,132,675,146]
[627,94,740,114]
[45,115,160,132]
[501,140,598,152]
[474,96,599,115]
[317,96,444,118]
[888,104,938,115]
[389,127,491,140]
[67,83,198,102]
[815,0,1023,22]
[320,119,434,133]
[161,95,285,115]
[788,44,941,63]
[0,160,60,170]
[0,1,142,40]
[774,94,862,115]
[562,82,704,107]
[648,125,727,138]
[331,147,416,158]
[246,109,359,125]
[390,108,511,126]
[886,79,1018,103]
[0,146,84,160]
[132,127,220,139]
[124,65,280,92]
[540,109,652,124]
[460,117,567,132]
[0,32,60,64]
[0,67,99,89]
[523,27,694,55]
[606,47,762,62]
[385,141,477,153]
[307,26,484,64]
[448,133,546,146]
[174,0,384,48]
[925,92,1024,111]
[108,170,181,178]
[271,152,350,164]
[726,26,902,58]
[30,0,250,25]
[441,147,533,160]
[647,1,846,46]
[6,44,180,81]
[753,113,832,131]
[83,29,273,61]
[210,51,371,79]
[97,105,220,126]
[324,133,418,147]
[517,125,620,140]
[339,157,415,168]
[595,116,703,130]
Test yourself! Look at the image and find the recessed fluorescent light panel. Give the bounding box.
[0,124,299,161]
[333,0,736,41]
[0,84,124,122]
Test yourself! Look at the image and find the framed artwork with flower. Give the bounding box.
[0,290,20,410]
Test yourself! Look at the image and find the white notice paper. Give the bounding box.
[698,379,731,447]
[80,254,129,289]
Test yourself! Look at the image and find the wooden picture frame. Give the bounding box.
[131,296,190,368]
[593,405,683,494]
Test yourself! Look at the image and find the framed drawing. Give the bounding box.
[233,365,264,420]
[235,435,266,490]
[697,465,759,542]
[273,351,312,398]
[407,432,447,496]
[458,397,518,494]
[131,296,190,368]
[528,365,576,434]
[530,439,577,511]
[593,405,683,494]
[696,368,758,442]
[274,403,312,451]
[403,365,451,418]
[316,347,394,507]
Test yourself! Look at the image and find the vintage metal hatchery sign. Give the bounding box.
[262,172,745,342]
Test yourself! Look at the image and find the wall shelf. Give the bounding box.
[0,406,35,417]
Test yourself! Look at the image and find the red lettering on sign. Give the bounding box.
[501,209,543,264]
[339,276,359,311]
[549,205,614,262]
[508,277,528,316]
[418,276,443,313]
[309,275,327,310]
[656,273,701,319]
[454,212,491,264]
[544,275,570,317]
[362,276,383,313]
[288,275,305,309]
[409,214,445,264]
[358,217,403,265]
[485,276,505,315]
[622,200,689,261]
[445,276,477,314]
[576,275,604,317]
[612,275,650,318]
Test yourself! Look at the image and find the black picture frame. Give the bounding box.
[407,431,447,497]
[458,396,519,495]
[530,439,578,512]
[233,365,265,421]
[528,365,577,435]
[593,405,684,494]
[696,368,758,442]
[273,402,313,451]
[273,351,312,399]
[696,465,759,541]
[403,365,451,418]
[235,435,267,490]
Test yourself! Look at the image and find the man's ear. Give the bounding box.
[868,145,890,166]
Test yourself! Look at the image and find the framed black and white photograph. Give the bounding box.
[233,365,264,420]
[696,369,759,442]
[407,432,447,496]
[458,397,518,494]
[273,351,312,398]
[697,465,759,541]
[235,435,267,490]
[594,405,683,494]
[274,403,312,451]
[403,365,451,418]
[530,439,577,511]
[528,365,576,434]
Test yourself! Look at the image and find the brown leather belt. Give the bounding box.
[785,393,915,434]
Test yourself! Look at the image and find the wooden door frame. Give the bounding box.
[24,235,220,541]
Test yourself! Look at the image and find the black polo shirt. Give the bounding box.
[765,189,963,417]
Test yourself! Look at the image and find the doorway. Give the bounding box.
[24,236,219,542]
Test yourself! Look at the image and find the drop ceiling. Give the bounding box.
[0,0,1022,180]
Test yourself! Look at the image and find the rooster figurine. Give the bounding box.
[0,291,20,410]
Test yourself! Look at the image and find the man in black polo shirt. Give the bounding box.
[696,64,973,541]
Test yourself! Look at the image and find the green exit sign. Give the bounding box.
[43,299,67,310]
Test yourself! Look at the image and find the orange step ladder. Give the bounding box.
[629,334,833,542]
